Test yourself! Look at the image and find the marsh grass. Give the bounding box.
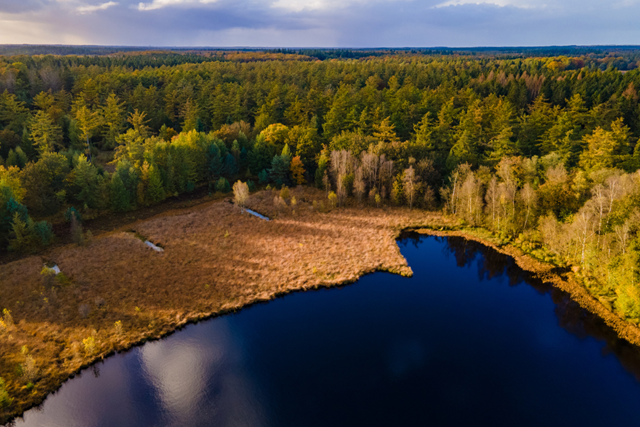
[0,187,450,423]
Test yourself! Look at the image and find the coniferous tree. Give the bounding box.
[146,164,165,203]
[110,172,130,212]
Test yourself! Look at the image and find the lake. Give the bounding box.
[11,234,640,427]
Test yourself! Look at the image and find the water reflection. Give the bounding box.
[403,233,640,382]
[14,319,264,427]
[10,234,640,427]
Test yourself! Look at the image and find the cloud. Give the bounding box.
[77,1,119,13]
[433,0,536,8]
[271,0,362,12]
[2,0,640,47]
[137,0,218,11]
[0,0,45,14]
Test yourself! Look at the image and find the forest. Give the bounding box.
[1,47,640,326]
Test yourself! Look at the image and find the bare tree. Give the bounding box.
[572,201,597,266]
[458,172,482,225]
[485,176,499,230]
[353,166,366,204]
[330,150,354,206]
[361,151,379,191]
[379,155,394,194]
[402,166,422,210]
[520,182,537,231]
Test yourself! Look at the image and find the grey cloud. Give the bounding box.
[3,0,640,47]
[0,0,46,13]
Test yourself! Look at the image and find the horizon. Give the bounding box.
[2,0,640,47]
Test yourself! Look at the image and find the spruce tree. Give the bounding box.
[269,155,289,187]
[224,153,238,177]
[110,172,130,212]
[207,143,223,184]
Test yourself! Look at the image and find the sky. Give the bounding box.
[0,0,639,47]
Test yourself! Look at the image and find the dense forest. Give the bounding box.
[2,48,640,322]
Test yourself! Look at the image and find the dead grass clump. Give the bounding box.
[78,304,91,319]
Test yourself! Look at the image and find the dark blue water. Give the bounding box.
[12,235,640,427]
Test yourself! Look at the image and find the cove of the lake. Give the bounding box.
[10,234,640,427]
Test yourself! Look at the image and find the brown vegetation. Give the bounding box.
[0,187,449,423]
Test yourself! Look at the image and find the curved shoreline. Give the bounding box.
[3,198,640,424]
[410,228,640,348]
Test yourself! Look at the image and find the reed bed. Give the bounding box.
[0,187,449,423]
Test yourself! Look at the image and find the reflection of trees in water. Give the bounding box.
[400,232,640,382]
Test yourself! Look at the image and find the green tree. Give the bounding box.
[215,177,231,193]
[29,111,62,154]
[101,93,126,149]
[579,119,632,172]
[146,164,165,203]
[110,172,131,212]
[73,154,99,208]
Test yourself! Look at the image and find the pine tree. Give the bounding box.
[73,154,99,208]
[258,169,269,184]
[146,164,165,203]
[8,212,28,252]
[207,143,223,188]
[110,172,130,212]
[270,155,290,187]
[29,110,62,154]
[21,127,36,161]
[101,93,126,149]
[224,153,239,177]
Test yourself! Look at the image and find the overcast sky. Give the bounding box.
[0,0,639,47]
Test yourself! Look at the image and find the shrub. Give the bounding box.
[328,191,337,208]
[0,377,12,408]
[2,309,13,329]
[280,186,290,200]
[114,320,123,336]
[20,347,38,383]
[64,207,82,223]
[82,335,96,356]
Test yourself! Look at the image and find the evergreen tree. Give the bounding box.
[110,172,130,212]
[146,164,165,203]
[73,154,99,208]
[258,169,269,184]
[224,153,239,177]
[29,110,62,154]
[207,143,223,187]
[215,177,231,193]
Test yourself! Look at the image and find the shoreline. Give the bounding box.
[411,228,640,348]
[2,191,640,423]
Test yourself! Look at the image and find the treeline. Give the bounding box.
[1,53,640,317]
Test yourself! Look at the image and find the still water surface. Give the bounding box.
[12,235,640,426]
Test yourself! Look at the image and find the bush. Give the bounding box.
[280,186,290,200]
[247,180,256,192]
